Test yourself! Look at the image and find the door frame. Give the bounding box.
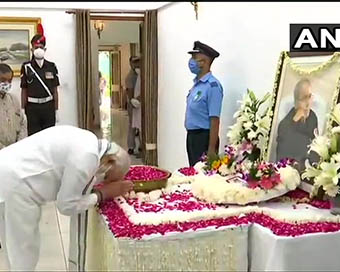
[92,15,147,163]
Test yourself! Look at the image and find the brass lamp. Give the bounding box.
[94,20,105,39]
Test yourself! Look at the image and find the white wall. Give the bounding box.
[157,2,340,171]
[97,21,140,45]
[0,2,170,10]
[1,9,77,126]
[93,20,140,99]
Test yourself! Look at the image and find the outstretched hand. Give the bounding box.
[99,180,134,201]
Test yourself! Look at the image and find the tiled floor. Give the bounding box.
[0,108,142,271]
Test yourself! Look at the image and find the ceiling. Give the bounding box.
[0,2,172,11]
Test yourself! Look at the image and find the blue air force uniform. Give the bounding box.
[185,41,224,166]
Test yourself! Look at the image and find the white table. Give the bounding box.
[249,224,340,271]
[85,198,340,271]
[86,208,249,271]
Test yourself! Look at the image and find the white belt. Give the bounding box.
[27,96,53,104]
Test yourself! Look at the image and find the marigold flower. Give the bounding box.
[212,160,221,170]
[222,156,230,165]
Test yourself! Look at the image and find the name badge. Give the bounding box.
[45,72,54,79]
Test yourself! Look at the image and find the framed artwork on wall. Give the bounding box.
[0,17,41,76]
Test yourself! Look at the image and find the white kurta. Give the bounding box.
[131,70,141,131]
[0,125,104,271]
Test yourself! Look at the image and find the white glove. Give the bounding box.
[130,98,141,108]
[55,110,59,123]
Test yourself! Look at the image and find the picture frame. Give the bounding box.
[265,51,340,174]
[0,17,41,77]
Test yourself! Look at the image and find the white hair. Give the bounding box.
[111,145,131,177]
[294,78,311,108]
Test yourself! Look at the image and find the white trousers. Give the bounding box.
[68,212,88,272]
[0,202,10,269]
[68,177,96,272]
[0,177,95,272]
[0,183,43,271]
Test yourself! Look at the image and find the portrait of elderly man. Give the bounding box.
[276,78,319,171]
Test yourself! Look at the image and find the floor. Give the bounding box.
[0,108,142,271]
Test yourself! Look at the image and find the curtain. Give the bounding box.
[75,10,102,138]
[142,9,158,166]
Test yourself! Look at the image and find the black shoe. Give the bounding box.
[128,149,134,155]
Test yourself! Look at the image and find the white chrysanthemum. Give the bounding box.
[279,166,301,190]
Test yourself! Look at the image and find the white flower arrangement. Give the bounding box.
[302,103,340,197]
[115,178,337,228]
[226,89,272,162]
[196,89,300,204]
[191,165,300,205]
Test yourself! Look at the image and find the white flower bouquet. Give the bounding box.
[302,103,340,198]
[227,89,272,163]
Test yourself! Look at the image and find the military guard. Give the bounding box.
[20,23,60,136]
[185,41,224,166]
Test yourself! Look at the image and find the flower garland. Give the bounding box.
[284,51,340,76]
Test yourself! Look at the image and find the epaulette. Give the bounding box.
[209,81,218,87]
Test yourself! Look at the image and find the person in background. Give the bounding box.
[99,71,107,106]
[0,63,27,149]
[20,24,60,136]
[276,78,318,172]
[185,41,224,166]
[0,63,27,255]
[0,125,133,271]
[130,57,142,158]
[125,56,139,155]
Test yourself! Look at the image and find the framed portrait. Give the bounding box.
[0,17,41,77]
[266,51,340,173]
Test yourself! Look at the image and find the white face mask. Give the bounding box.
[33,48,45,59]
[0,82,11,93]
